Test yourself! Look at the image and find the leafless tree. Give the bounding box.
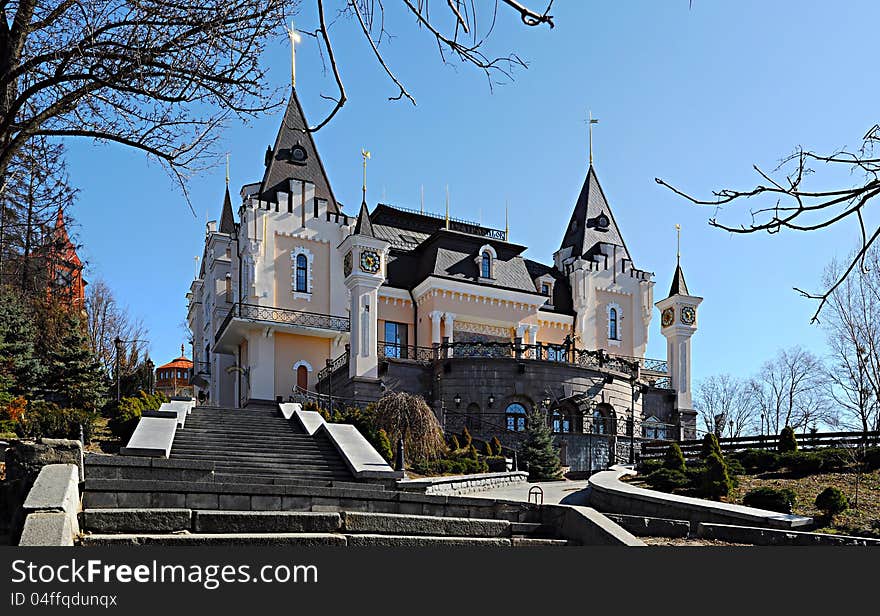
[85,278,148,378]
[749,346,831,434]
[1,0,555,206]
[656,125,880,324]
[0,136,75,293]
[821,249,880,433]
[694,373,757,437]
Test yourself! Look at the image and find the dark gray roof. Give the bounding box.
[560,165,631,262]
[259,88,338,212]
[219,185,235,234]
[524,259,575,315]
[668,263,689,297]
[354,201,374,237]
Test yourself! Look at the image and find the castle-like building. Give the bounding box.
[187,86,702,468]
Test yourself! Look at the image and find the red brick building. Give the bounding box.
[155,345,194,398]
[45,207,86,310]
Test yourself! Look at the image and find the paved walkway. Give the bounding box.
[466,479,591,505]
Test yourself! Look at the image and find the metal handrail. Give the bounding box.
[317,350,349,383]
[215,302,351,343]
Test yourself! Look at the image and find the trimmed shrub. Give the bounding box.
[15,401,98,443]
[780,451,824,475]
[742,487,796,513]
[778,426,798,453]
[725,457,746,476]
[701,433,723,460]
[376,429,393,463]
[461,426,473,448]
[108,396,144,441]
[700,452,733,500]
[815,487,848,518]
[638,458,664,475]
[491,436,503,456]
[663,443,687,473]
[737,449,781,474]
[645,468,688,492]
[816,448,851,471]
[449,434,461,451]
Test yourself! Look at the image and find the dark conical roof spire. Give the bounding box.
[219,184,235,234]
[559,165,630,261]
[354,201,374,237]
[259,88,339,212]
[668,263,689,297]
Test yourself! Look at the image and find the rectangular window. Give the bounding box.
[383,321,408,359]
[541,283,550,296]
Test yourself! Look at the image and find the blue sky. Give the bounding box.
[66,1,875,382]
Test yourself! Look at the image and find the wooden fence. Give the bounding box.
[641,430,880,460]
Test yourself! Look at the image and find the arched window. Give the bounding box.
[481,251,492,279]
[593,405,614,435]
[295,254,308,292]
[608,307,619,340]
[505,403,527,432]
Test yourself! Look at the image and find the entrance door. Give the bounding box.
[296,365,309,391]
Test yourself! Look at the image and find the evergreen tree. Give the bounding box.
[0,286,43,396]
[663,443,687,474]
[45,311,107,411]
[778,426,798,453]
[520,410,563,481]
[701,432,723,460]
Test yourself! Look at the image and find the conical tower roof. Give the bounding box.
[259,89,339,212]
[559,165,630,260]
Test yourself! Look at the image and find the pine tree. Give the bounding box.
[701,432,723,460]
[0,286,44,396]
[45,311,107,411]
[663,443,687,473]
[520,410,563,481]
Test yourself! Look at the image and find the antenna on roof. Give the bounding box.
[420,185,424,214]
[505,200,510,240]
[445,185,450,229]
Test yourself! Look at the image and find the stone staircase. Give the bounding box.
[169,405,354,483]
[77,510,570,546]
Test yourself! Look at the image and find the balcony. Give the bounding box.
[214,302,350,352]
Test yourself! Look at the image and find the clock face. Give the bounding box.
[681,306,696,326]
[661,307,675,328]
[289,144,308,164]
[343,251,353,277]
[360,250,381,274]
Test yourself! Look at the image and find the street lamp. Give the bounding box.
[487,393,495,408]
[145,357,155,395]
[542,394,551,409]
[453,393,462,408]
[729,420,734,438]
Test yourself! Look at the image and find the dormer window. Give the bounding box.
[534,274,555,306]
[541,283,550,296]
[476,244,497,281]
[481,252,492,278]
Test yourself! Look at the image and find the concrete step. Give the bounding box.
[169,449,348,463]
[341,511,510,537]
[80,533,347,546]
[169,455,350,472]
[511,537,570,546]
[79,533,517,546]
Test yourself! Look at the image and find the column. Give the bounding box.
[515,323,526,358]
[248,328,275,402]
[443,312,455,357]
[429,311,443,345]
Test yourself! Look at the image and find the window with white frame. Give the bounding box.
[606,302,622,344]
[290,247,314,299]
[476,244,497,280]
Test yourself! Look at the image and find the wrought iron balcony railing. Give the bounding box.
[614,355,668,374]
[215,302,351,343]
[317,349,350,383]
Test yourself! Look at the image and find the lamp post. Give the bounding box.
[729,420,734,439]
[325,357,333,416]
[453,393,462,408]
[145,358,155,395]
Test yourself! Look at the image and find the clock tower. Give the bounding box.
[655,261,702,412]
[340,202,390,379]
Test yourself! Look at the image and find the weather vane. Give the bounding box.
[361,148,371,203]
[286,21,302,87]
[587,110,599,166]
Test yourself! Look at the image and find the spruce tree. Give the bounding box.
[45,311,107,411]
[520,410,563,481]
[0,286,43,396]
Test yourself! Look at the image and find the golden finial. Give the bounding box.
[675,223,682,266]
[445,185,450,229]
[361,148,371,204]
[181,343,185,357]
[286,21,302,87]
[225,152,230,186]
[588,110,599,167]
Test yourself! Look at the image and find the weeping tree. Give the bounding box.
[374,391,446,463]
